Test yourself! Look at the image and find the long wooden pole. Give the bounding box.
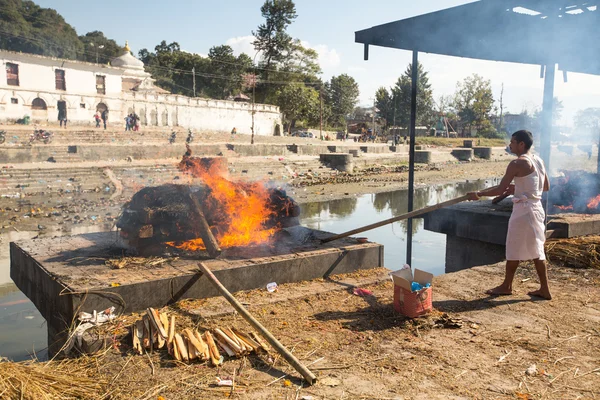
[321,194,471,244]
[178,185,221,258]
[197,262,318,385]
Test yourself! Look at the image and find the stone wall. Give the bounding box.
[0,50,282,136]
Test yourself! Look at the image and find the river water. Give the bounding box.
[0,179,495,361]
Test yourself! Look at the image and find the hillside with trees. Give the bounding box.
[0,0,121,62]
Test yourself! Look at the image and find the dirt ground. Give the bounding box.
[50,262,600,400]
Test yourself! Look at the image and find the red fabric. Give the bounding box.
[393,285,432,318]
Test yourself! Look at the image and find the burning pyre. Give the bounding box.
[549,170,600,214]
[117,146,300,254]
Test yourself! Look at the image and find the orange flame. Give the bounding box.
[587,194,600,209]
[168,157,278,250]
[554,204,573,211]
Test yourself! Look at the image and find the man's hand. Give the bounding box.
[467,192,480,201]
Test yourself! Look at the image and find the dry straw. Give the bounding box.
[545,236,600,269]
[0,358,107,400]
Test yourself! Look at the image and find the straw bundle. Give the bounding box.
[545,236,600,269]
[0,359,106,400]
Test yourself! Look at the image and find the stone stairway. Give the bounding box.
[0,157,336,197]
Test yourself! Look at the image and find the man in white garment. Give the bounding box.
[467,130,552,300]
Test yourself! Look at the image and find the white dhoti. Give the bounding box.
[506,197,546,261]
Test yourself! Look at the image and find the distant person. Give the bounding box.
[58,107,67,128]
[132,113,140,131]
[101,109,109,130]
[467,130,551,300]
[231,127,237,135]
[94,111,101,128]
[125,114,132,131]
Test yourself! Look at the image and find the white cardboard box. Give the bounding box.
[391,268,433,292]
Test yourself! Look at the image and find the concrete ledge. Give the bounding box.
[414,150,432,164]
[473,147,492,159]
[451,148,473,161]
[319,153,354,172]
[349,149,360,158]
[424,201,511,245]
[11,230,384,352]
[445,236,505,272]
[547,214,600,238]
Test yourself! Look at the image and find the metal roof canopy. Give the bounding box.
[355,0,600,266]
[356,0,600,76]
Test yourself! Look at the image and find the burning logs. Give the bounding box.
[549,171,600,214]
[130,308,268,366]
[117,183,300,254]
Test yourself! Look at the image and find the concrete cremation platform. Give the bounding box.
[425,199,600,272]
[10,227,383,351]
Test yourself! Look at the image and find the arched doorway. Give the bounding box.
[32,98,49,120]
[32,98,47,110]
[150,109,158,126]
[161,109,169,126]
[96,102,108,113]
[274,124,281,136]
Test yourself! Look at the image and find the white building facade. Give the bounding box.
[0,46,282,135]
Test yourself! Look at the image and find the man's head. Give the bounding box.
[509,130,533,155]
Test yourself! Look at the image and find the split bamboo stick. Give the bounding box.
[195,330,211,360]
[214,328,243,355]
[147,308,168,339]
[167,315,176,350]
[214,337,236,357]
[203,331,221,366]
[174,333,189,362]
[183,329,208,359]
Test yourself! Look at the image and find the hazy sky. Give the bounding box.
[36,0,600,126]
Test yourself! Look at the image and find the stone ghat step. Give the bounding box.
[0,158,336,195]
[0,183,115,195]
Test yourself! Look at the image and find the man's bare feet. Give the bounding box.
[485,286,512,296]
[527,289,552,300]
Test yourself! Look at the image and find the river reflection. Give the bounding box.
[300,179,499,273]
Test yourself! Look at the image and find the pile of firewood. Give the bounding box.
[131,308,269,366]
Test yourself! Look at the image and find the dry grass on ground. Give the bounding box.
[13,262,597,400]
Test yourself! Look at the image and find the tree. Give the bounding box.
[0,0,83,59]
[279,39,320,78]
[390,63,435,129]
[326,74,360,128]
[252,0,297,72]
[453,74,495,136]
[205,45,252,99]
[574,108,600,139]
[78,31,123,64]
[375,87,394,127]
[553,97,564,123]
[275,83,319,134]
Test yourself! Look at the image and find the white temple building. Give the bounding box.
[0,43,282,135]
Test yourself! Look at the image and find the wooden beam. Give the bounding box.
[178,185,221,258]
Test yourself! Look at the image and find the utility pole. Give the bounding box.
[499,83,504,133]
[372,98,376,135]
[320,85,323,140]
[192,67,196,97]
